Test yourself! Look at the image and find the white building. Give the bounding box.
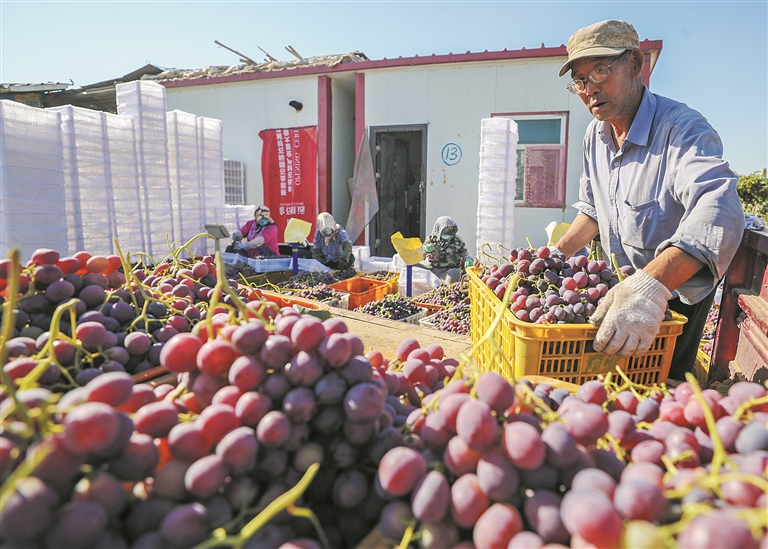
[155,41,662,257]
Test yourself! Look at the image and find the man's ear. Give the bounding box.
[629,48,644,76]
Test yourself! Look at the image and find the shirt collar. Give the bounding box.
[625,87,655,147]
[597,87,656,149]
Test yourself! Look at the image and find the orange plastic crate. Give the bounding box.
[328,277,390,310]
[467,267,687,386]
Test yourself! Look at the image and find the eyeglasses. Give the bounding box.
[566,51,628,95]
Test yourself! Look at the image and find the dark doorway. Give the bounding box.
[370,125,427,257]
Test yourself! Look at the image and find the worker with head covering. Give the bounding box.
[423,216,473,272]
[228,205,279,258]
[312,212,355,270]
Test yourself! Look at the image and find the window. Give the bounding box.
[223,159,244,205]
[496,114,567,208]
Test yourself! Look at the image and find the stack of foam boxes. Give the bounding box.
[476,117,518,257]
[167,110,206,253]
[116,81,175,258]
[0,102,69,258]
[52,106,125,256]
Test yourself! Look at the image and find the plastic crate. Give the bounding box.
[328,277,390,309]
[384,274,400,295]
[418,315,438,329]
[327,293,350,310]
[401,309,428,324]
[259,290,330,311]
[467,267,688,386]
[242,270,293,287]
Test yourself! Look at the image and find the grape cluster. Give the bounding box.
[414,282,468,307]
[482,246,673,325]
[425,303,471,335]
[375,373,768,549]
[355,295,422,321]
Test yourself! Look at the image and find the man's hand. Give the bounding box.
[337,258,349,271]
[590,270,671,357]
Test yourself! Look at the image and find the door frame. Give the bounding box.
[369,124,428,254]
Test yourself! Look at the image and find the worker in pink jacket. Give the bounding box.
[229,205,280,258]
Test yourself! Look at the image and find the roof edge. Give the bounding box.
[161,39,663,89]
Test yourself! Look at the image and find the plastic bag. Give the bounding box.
[390,232,424,265]
[545,221,570,247]
[284,218,312,245]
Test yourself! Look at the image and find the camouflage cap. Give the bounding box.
[559,20,639,77]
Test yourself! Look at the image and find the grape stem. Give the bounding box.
[191,462,321,549]
[0,438,55,514]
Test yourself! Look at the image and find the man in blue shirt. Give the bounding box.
[553,20,744,379]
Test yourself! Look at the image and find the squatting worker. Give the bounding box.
[312,212,354,271]
[229,205,280,258]
[552,20,744,380]
[423,216,473,283]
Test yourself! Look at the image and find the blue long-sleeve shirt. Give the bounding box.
[573,87,744,305]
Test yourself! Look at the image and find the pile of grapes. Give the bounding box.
[296,284,345,305]
[279,269,356,291]
[424,302,471,336]
[355,294,423,321]
[3,244,768,549]
[413,282,468,307]
[481,246,673,325]
[1,248,242,384]
[374,373,768,549]
[224,262,259,281]
[364,271,399,282]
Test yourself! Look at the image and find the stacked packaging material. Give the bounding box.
[167,110,205,251]
[116,81,175,258]
[0,102,68,259]
[198,116,226,255]
[198,117,225,213]
[104,112,145,255]
[476,117,518,256]
[51,106,118,256]
[209,205,257,250]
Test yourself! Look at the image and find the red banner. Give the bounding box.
[259,126,318,242]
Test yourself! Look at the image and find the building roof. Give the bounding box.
[42,64,165,113]
[0,82,70,93]
[153,41,663,89]
[147,51,369,84]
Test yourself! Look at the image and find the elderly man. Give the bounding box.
[553,20,744,380]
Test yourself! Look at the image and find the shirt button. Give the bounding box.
[613,162,619,167]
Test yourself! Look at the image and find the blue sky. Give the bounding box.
[1,1,766,175]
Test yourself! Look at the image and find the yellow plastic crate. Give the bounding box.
[467,267,687,386]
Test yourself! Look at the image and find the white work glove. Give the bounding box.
[235,242,248,251]
[248,236,266,249]
[231,231,243,242]
[590,270,671,357]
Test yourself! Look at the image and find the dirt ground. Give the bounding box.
[328,306,475,363]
